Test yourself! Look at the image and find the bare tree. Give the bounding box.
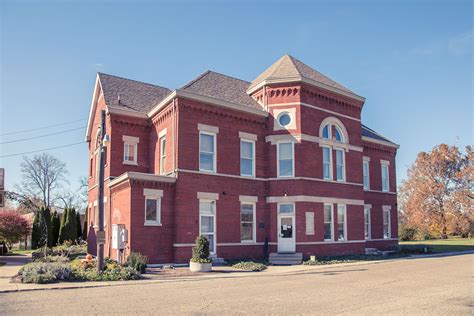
[17,153,68,209]
[54,177,88,213]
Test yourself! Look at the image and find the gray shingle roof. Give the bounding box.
[362,124,397,145]
[98,73,171,113]
[180,71,263,110]
[248,54,354,94]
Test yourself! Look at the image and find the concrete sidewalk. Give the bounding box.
[1,250,472,293]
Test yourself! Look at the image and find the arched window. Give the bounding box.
[334,126,343,142]
[319,117,348,143]
[322,124,330,139]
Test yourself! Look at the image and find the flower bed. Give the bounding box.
[232,261,267,272]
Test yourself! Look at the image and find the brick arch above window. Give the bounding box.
[319,116,349,143]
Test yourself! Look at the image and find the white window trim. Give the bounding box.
[240,138,256,177]
[144,189,163,226]
[381,163,390,192]
[199,199,217,255]
[199,131,217,173]
[322,145,333,180]
[324,203,334,241]
[364,205,371,240]
[239,131,257,141]
[319,117,349,143]
[273,108,296,131]
[336,204,347,241]
[383,205,391,239]
[198,123,219,134]
[363,160,370,191]
[277,141,295,178]
[240,202,256,243]
[335,147,346,182]
[159,136,166,175]
[123,136,139,165]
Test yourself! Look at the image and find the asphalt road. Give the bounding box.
[1,253,473,315]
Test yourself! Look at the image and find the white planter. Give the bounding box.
[189,261,212,272]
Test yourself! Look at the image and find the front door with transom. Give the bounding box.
[277,203,296,253]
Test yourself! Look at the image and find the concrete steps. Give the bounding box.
[269,252,303,265]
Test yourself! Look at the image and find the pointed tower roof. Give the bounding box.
[248,55,363,101]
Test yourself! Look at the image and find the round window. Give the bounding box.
[277,112,291,127]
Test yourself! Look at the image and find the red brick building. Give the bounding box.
[85,55,399,264]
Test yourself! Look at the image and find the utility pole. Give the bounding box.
[96,110,106,272]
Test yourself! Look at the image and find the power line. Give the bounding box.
[0,126,86,144]
[0,141,86,158]
[0,118,88,136]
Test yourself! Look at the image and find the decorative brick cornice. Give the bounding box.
[180,102,266,128]
[301,88,360,116]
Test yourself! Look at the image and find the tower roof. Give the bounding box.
[248,54,361,100]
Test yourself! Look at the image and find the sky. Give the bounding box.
[1,0,472,191]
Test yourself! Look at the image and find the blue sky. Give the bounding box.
[1,0,472,190]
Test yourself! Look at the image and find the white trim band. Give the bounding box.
[266,195,365,206]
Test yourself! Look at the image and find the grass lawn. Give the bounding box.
[400,238,474,253]
[6,249,33,256]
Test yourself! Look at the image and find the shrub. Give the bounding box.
[303,259,319,265]
[70,258,141,281]
[191,235,211,263]
[17,262,72,284]
[125,252,148,273]
[51,211,61,247]
[76,212,82,240]
[232,261,267,272]
[399,226,418,241]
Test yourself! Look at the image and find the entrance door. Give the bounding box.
[277,203,296,253]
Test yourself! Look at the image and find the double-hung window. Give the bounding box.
[335,149,344,181]
[144,189,162,226]
[364,206,371,240]
[199,132,216,172]
[240,139,255,177]
[240,203,255,242]
[381,162,390,192]
[278,142,294,177]
[159,136,166,175]
[322,147,332,180]
[363,159,370,190]
[199,200,216,254]
[323,204,333,241]
[123,135,139,165]
[383,207,391,239]
[337,205,346,241]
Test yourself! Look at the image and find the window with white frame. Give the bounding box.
[322,147,332,180]
[159,136,166,175]
[363,159,370,190]
[324,204,333,241]
[335,149,345,181]
[199,200,216,254]
[123,135,139,165]
[240,139,255,177]
[337,205,346,241]
[364,206,371,240]
[381,162,390,192]
[278,142,294,177]
[322,124,330,139]
[383,207,391,239]
[240,203,255,242]
[144,189,162,225]
[199,132,216,172]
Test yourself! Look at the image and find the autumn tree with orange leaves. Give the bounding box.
[398,144,473,239]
